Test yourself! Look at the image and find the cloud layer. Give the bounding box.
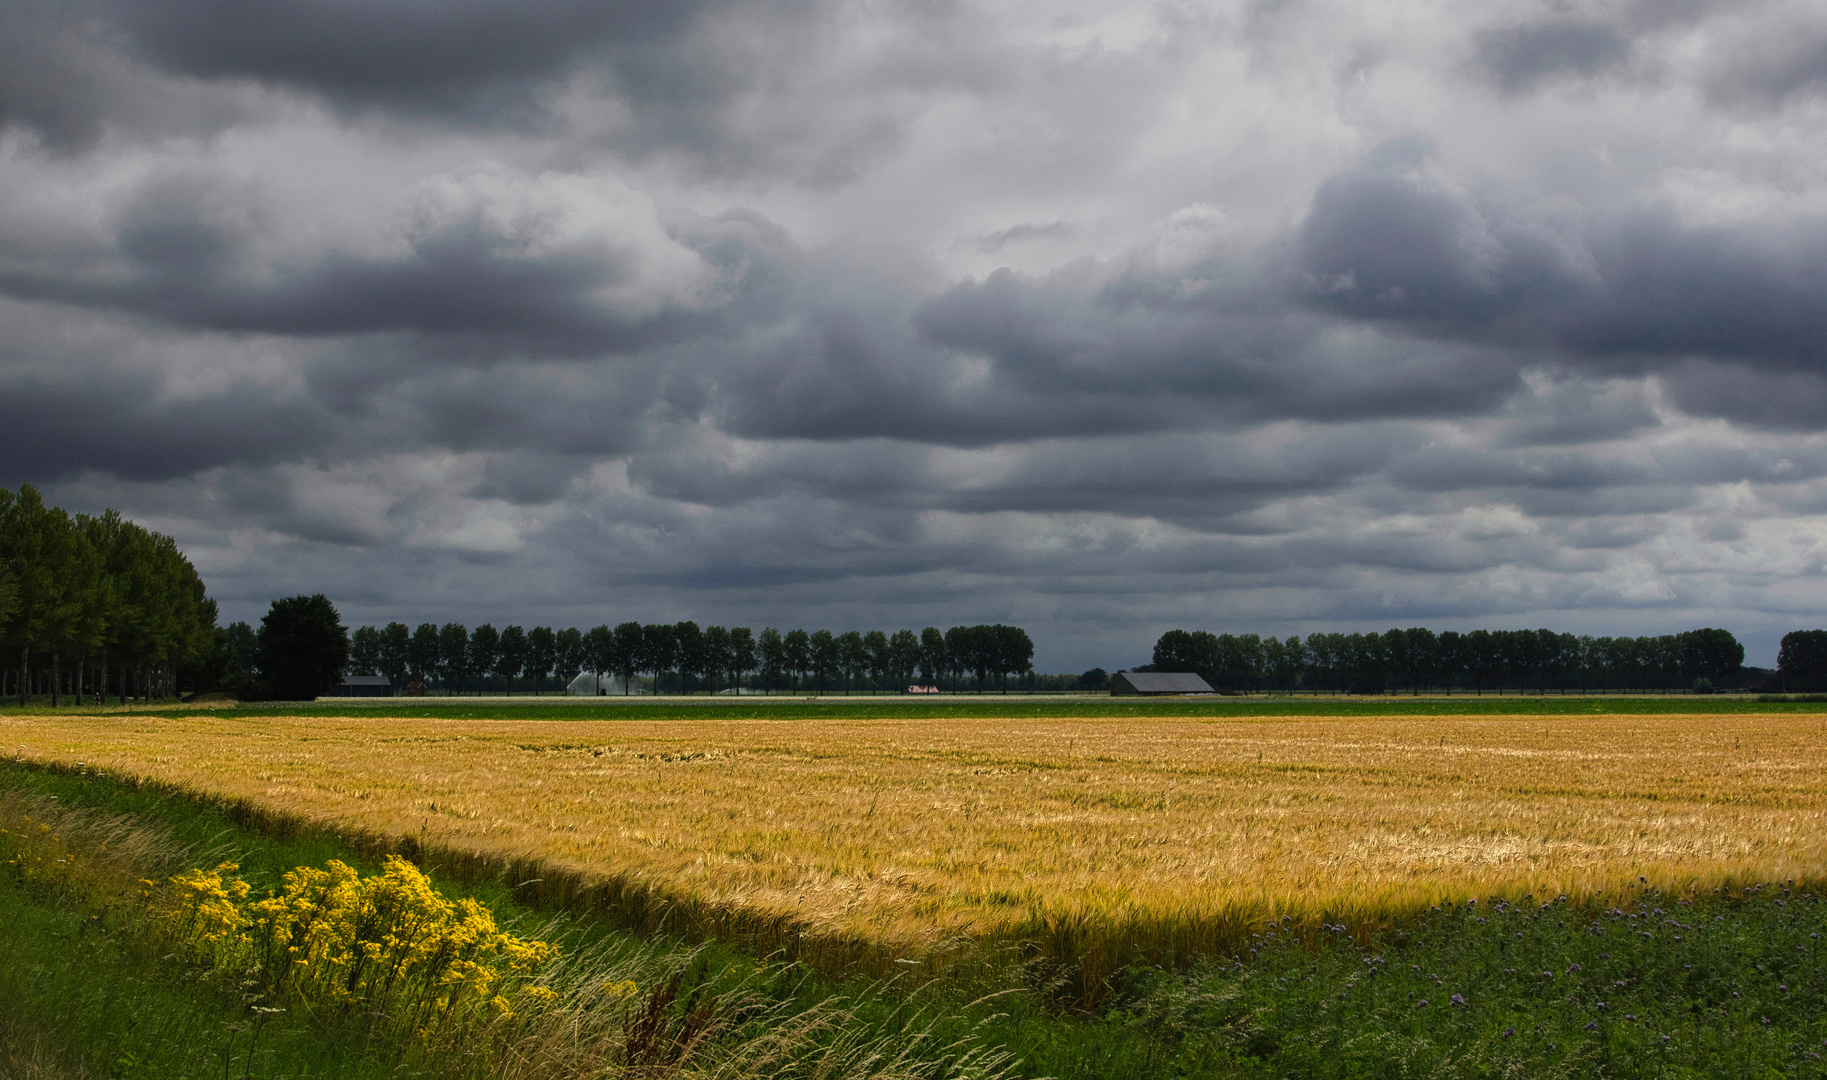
[7,0,1827,668]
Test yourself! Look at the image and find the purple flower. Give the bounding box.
[1585,1021,1598,1030]
[1503,1027,1515,1038]
[1450,994,1466,1007]
[1417,999,1428,1007]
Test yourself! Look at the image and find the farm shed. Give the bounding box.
[1109,671,1216,696]
[325,675,393,697]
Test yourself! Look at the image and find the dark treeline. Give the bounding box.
[240,619,1038,695]
[0,485,219,705]
[1148,626,1750,694]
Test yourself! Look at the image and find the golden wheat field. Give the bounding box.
[6,710,1826,976]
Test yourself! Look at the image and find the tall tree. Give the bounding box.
[409,623,441,687]
[438,623,469,694]
[673,621,704,694]
[809,629,837,693]
[888,629,920,690]
[580,625,612,694]
[757,627,785,694]
[524,626,557,694]
[919,627,946,689]
[863,630,890,693]
[348,626,381,675]
[468,624,501,696]
[378,622,411,687]
[783,629,810,692]
[554,627,585,687]
[702,625,731,693]
[611,622,643,695]
[729,627,756,693]
[993,624,1034,692]
[837,631,866,694]
[640,623,674,692]
[496,624,527,694]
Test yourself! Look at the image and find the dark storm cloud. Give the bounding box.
[1659,361,1827,430]
[0,178,796,359]
[90,0,711,122]
[0,374,327,483]
[627,427,1413,528]
[1474,19,1632,93]
[0,3,256,150]
[1295,147,1827,401]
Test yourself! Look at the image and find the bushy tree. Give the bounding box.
[1779,630,1827,692]
[257,595,349,701]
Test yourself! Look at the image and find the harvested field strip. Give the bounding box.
[6,711,1826,993]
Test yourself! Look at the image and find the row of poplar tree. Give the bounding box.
[255,620,1038,695]
[0,486,218,705]
[1149,626,1749,694]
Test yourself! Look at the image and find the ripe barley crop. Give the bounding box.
[7,711,1826,989]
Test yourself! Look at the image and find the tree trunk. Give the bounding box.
[50,651,60,709]
[17,646,25,707]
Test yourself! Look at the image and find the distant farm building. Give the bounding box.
[1110,671,1216,696]
[326,675,393,698]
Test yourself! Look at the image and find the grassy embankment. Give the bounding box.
[0,760,1042,1079]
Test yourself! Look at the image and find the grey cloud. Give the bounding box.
[467,452,594,506]
[1501,381,1660,446]
[1473,20,1631,93]
[1707,24,1827,106]
[958,222,1073,255]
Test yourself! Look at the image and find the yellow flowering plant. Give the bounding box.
[148,854,560,1045]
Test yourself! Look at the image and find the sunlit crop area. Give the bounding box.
[7,710,1826,983]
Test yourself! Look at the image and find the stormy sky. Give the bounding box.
[6,0,1827,669]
